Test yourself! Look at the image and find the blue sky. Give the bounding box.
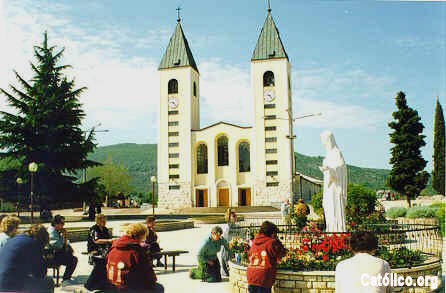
[0,0,445,170]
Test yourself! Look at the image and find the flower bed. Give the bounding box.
[230,222,427,271]
[229,256,442,293]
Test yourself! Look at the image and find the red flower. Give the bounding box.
[323,255,329,262]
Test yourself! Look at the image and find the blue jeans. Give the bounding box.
[248,285,272,293]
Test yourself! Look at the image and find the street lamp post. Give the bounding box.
[28,162,38,223]
[82,123,109,210]
[151,176,157,216]
[262,111,322,208]
[286,112,322,206]
[16,177,23,217]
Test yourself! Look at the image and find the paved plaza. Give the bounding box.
[54,219,232,293]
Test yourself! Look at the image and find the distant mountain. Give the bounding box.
[294,152,389,190]
[88,143,432,194]
[87,143,157,194]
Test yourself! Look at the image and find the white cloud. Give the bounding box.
[0,0,396,149]
[0,0,162,144]
[199,60,252,127]
[292,67,394,129]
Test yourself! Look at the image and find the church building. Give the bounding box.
[157,8,295,209]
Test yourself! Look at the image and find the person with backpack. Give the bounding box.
[247,221,287,293]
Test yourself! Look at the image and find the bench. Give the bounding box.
[152,250,188,272]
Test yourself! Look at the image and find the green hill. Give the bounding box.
[88,143,396,193]
[294,152,389,190]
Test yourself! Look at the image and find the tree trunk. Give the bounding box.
[406,195,411,208]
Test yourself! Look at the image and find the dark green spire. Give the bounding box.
[159,21,198,72]
[252,11,288,61]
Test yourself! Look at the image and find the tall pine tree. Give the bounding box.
[0,32,98,205]
[387,91,429,207]
[432,98,445,195]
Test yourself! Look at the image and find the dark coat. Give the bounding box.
[87,224,112,253]
[144,228,161,254]
[0,234,47,290]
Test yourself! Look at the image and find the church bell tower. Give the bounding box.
[252,7,294,206]
[157,15,200,209]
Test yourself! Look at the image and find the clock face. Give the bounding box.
[264,89,275,103]
[168,96,178,109]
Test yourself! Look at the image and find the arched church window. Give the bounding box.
[263,71,275,87]
[193,82,197,97]
[197,144,208,174]
[239,142,250,172]
[217,136,229,166]
[168,79,178,94]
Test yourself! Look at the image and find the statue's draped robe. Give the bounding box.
[321,133,347,232]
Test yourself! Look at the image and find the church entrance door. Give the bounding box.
[195,189,208,207]
[218,188,229,207]
[238,188,251,206]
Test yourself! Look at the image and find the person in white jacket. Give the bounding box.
[336,231,391,293]
[221,211,238,277]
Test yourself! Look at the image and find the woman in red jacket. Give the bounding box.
[247,221,287,293]
[106,223,164,292]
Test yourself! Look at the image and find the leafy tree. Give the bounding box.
[86,154,132,203]
[432,98,445,195]
[387,91,429,207]
[0,32,98,205]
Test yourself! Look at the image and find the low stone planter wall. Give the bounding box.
[229,257,441,293]
[396,217,439,226]
[119,220,194,233]
[17,226,112,242]
[66,227,114,243]
[188,216,226,224]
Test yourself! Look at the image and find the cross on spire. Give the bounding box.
[267,0,271,12]
[176,7,181,22]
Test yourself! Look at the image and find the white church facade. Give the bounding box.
[157,9,295,209]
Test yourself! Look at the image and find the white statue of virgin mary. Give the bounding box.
[319,131,348,232]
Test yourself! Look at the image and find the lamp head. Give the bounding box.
[150,176,157,183]
[28,162,38,172]
[16,177,23,184]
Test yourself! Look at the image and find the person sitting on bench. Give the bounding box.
[143,216,164,267]
[0,224,54,292]
[48,215,78,286]
[84,214,113,291]
[107,223,164,292]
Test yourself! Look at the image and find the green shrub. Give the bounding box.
[429,202,445,211]
[346,184,377,224]
[436,206,445,236]
[375,246,425,268]
[385,207,407,219]
[311,191,323,215]
[405,206,437,218]
[0,201,16,212]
